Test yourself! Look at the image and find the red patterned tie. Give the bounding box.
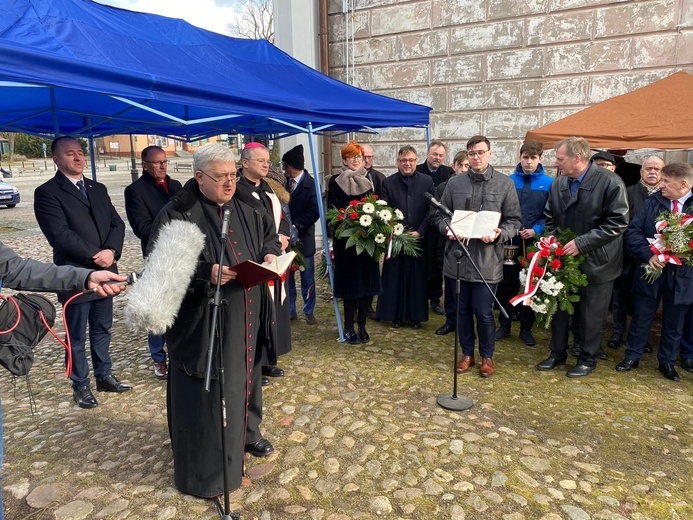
[672,200,679,213]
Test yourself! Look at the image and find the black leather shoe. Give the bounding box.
[261,376,270,386]
[357,327,370,343]
[615,358,639,372]
[430,301,445,315]
[537,356,567,371]
[245,438,274,458]
[519,329,536,346]
[96,374,132,393]
[570,344,581,357]
[607,333,623,349]
[392,321,401,328]
[262,365,284,377]
[596,348,609,360]
[344,327,360,344]
[73,385,98,409]
[495,327,511,340]
[411,321,422,329]
[681,358,693,373]
[658,363,680,381]
[567,364,595,378]
[436,323,455,335]
[644,342,653,353]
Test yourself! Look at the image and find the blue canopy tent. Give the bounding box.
[0,0,432,340]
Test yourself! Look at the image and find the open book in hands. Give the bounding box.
[448,210,501,240]
[230,251,296,288]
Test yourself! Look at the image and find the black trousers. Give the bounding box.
[550,281,613,367]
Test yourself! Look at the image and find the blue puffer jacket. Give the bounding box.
[510,163,553,237]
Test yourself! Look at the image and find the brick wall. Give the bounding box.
[327,0,692,172]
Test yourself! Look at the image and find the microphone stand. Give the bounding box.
[203,208,240,520]
[433,209,509,412]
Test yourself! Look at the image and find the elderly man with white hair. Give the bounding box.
[148,143,281,500]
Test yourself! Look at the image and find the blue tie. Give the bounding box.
[76,180,89,200]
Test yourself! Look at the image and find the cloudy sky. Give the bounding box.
[94,0,240,35]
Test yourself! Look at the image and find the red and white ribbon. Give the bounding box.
[510,236,558,307]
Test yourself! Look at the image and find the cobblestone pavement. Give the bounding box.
[1,172,692,520]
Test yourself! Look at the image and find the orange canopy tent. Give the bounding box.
[525,71,693,150]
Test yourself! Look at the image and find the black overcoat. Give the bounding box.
[376,171,434,322]
[326,175,382,299]
[150,180,280,497]
[34,171,125,302]
[124,172,182,255]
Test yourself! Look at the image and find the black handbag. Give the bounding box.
[0,293,56,376]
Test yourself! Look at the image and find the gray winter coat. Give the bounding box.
[1,241,90,292]
[434,166,522,283]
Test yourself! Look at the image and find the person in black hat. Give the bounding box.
[590,151,616,172]
[283,144,320,325]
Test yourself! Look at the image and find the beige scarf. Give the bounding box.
[640,178,661,195]
[335,164,373,196]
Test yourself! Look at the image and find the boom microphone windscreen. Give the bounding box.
[124,220,206,335]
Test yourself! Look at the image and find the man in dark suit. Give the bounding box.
[282,144,319,324]
[362,143,386,197]
[124,145,182,380]
[538,137,628,378]
[617,163,693,381]
[34,136,129,409]
[416,140,455,316]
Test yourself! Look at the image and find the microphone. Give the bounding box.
[124,220,206,335]
[221,208,231,239]
[423,192,453,218]
[85,272,138,294]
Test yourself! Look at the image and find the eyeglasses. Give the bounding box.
[398,158,417,163]
[199,169,236,184]
[467,150,488,158]
[144,160,169,166]
[346,155,363,161]
[363,155,374,160]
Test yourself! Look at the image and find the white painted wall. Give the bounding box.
[273,0,323,176]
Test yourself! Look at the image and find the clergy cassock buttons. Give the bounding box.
[233,241,238,245]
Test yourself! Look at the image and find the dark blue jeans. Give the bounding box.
[65,297,113,389]
[148,334,166,363]
[289,255,316,316]
[457,281,498,358]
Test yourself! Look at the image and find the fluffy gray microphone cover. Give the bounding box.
[125,220,206,334]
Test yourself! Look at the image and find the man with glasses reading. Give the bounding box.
[149,143,281,499]
[124,145,182,380]
[433,136,521,378]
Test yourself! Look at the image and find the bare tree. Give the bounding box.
[226,0,274,42]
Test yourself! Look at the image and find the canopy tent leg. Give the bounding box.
[85,118,97,181]
[425,125,431,149]
[50,87,60,138]
[307,123,344,342]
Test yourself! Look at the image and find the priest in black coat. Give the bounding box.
[416,140,455,314]
[377,145,434,327]
[149,143,281,499]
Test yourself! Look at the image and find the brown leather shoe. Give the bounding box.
[456,355,475,373]
[480,357,495,378]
